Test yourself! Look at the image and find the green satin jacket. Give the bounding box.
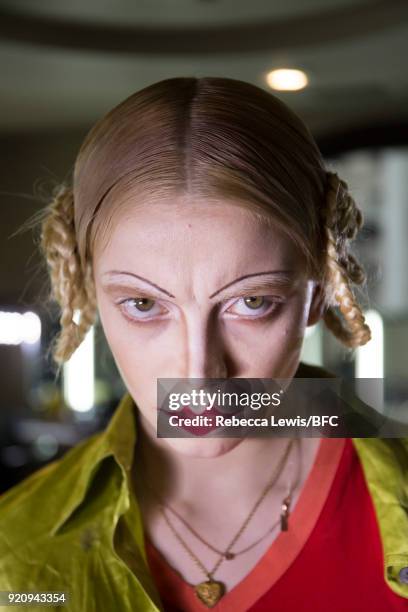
[0,363,407,611]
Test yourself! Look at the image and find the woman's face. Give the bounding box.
[93,197,324,457]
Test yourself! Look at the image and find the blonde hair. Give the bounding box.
[35,77,371,368]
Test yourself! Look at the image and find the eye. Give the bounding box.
[118,297,169,321]
[225,296,282,318]
[242,296,264,309]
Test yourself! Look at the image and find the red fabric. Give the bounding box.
[145,438,408,612]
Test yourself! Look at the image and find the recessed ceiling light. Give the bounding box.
[266,69,308,92]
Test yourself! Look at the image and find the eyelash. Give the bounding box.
[116,295,284,324]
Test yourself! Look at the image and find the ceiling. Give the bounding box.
[1,0,408,138]
[0,0,382,27]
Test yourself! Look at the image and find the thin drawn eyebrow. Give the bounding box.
[103,270,295,300]
[209,270,295,298]
[102,271,175,298]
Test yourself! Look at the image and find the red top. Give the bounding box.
[145,438,408,612]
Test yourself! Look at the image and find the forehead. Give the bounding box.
[93,197,302,272]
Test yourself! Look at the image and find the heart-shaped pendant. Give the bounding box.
[195,579,225,608]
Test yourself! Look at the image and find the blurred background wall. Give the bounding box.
[0,0,407,490]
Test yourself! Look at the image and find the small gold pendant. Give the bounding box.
[195,579,225,608]
[280,511,289,531]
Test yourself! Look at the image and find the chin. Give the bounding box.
[164,436,245,458]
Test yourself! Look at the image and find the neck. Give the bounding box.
[131,408,320,520]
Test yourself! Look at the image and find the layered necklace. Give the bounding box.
[138,438,301,608]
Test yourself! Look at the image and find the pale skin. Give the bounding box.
[93,195,326,591]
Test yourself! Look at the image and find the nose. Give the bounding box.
[182,311,229,379]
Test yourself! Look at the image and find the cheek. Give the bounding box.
[225,300,308,375]
[263,302,308,375]
[97,305,179,417]
[107,338,159,430]
[274,301,308,347]
[97,295,172,371]
[113,324,180,375]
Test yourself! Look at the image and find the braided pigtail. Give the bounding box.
[39,184,97,370]
[321,171,371,348]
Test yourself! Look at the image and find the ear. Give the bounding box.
[307,282,326,327]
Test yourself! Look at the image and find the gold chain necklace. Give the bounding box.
[160,438,301,557]
[138,438,300,608]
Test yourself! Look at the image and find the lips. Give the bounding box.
[161,403,243,437]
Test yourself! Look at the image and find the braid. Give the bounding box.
[39,183,97,369]
[321,171,371,348]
